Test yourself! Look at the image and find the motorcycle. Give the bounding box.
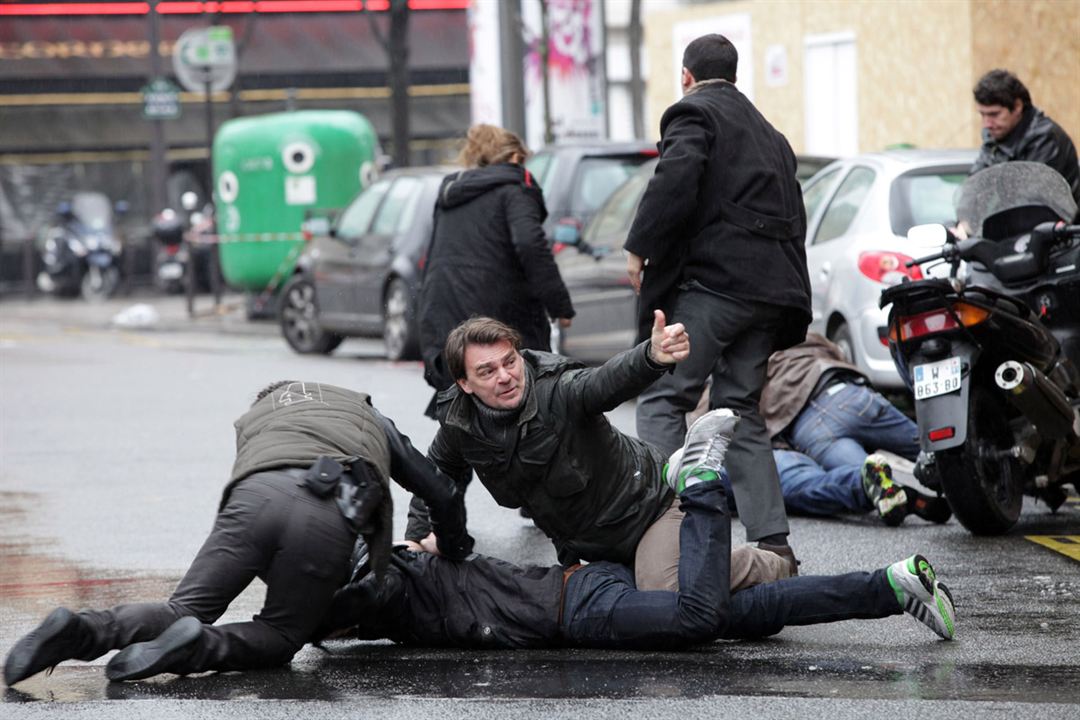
[37,193,126,302]
[879,162,1080,535]
[152,207,187,294]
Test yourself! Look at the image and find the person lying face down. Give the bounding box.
[323,411,956,651]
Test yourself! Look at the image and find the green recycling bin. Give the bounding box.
[213,110,378,292]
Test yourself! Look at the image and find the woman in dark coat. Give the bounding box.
[419,124,575,398]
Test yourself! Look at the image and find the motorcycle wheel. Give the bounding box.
[279,275,343,355]
[934,386,1025,535]
[81,265,120,302]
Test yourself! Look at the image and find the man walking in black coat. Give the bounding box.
[623,34,811,570]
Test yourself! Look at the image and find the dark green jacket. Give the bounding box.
[229,382,390,495]
[409,343,673,566]
[230,382,473,575]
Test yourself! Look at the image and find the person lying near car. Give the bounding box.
[758,333,950,526]
[318,410,956,652]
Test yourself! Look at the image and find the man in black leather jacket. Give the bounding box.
[406,315,790,594]
[4,382,471,687]
[971,68,1080,210]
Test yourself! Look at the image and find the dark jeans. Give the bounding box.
[76,470,356,672]
[561,482,731,649]
[636,285,789,541]
[788,383,920,469]
[560,483,899,648]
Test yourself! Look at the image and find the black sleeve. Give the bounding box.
[562,341,669,416]
[505,185,576,319]
[624,104,712,265]
[404,424,473,544]
[375,411,473,559]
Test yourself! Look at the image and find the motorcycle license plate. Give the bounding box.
[159,263,183,280]
[913,357,962,399]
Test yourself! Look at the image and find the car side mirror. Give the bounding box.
[553,221,582,247]
[906,223,947,247]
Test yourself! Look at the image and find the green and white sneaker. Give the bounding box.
[665,409,739,493]
[887,554,956,640]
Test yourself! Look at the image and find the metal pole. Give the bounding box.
[498,0,526,138]
[204,74,214,196]
[148,0,167,214]
[539,0,553,145]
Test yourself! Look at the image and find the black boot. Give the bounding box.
[4,608,100,686]
[105,616,203,682]
[906,487,952,524]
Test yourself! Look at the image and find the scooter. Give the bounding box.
[152,207,187,294]
[879,162,1080,535]
[37,193,126,302]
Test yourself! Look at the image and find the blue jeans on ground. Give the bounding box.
[788,383,919,470]
[717,450,871,518]
[560,482,900,649]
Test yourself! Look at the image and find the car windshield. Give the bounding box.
[889,170,967,237]
[583,161,655,248]
[570,155,653,216]
[70,193,112,231]
[956,161,1078,238]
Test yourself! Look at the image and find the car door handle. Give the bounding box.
[819,262,831,281]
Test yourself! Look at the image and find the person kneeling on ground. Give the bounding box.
[4,381,472,686]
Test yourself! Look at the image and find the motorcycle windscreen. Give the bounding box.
[958,162,1077,239]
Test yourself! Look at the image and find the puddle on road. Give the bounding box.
[0,491,181,649]
[5,648,1080,705]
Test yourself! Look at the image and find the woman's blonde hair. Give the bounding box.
[457,124,530,168]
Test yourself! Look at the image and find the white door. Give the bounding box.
[804,33,858,156]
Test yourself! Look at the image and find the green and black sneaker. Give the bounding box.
[862,454,909,526]
[886,554,956,640]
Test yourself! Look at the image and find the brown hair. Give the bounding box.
[457,124,530,168]
[445,317,522,381]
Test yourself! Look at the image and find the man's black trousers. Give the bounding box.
[74,469,356,672]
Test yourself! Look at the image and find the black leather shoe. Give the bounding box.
[4,608,88,686]
[105,617,202,682]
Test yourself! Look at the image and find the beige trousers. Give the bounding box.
[634,497,791,592]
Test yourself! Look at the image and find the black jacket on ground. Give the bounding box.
[346,548,565,649]
[418,163,575,392]
[971,104,1080,209]
[407,342,673,566]
[624,80,811,348]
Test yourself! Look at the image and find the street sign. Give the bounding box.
[141,77,182,120]
[172,26,237,94]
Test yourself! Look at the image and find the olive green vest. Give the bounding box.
[226,382,391,505]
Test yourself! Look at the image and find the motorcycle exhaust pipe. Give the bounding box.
[994,360,1080,440]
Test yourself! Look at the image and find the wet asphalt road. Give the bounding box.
[1,294,1078,718]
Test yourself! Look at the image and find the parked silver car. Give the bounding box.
[801,149,976,388]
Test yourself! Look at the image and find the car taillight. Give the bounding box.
[640,149,659,158]
[889,302,990,342]
[858,251,924,283]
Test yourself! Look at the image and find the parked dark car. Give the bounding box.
[278,166,451,361]
[551,154,839,363]
[525,141,658,244]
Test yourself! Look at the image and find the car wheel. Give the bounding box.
[279,275,343,355]
[829,321,855,363]
[383,277,420,361]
